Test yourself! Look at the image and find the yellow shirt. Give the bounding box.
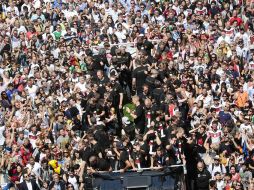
[236,91,248,108]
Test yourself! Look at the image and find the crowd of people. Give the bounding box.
[0,0,254,190]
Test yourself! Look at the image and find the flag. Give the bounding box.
[242,141,249,160]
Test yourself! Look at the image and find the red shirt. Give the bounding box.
[229,16,243,26]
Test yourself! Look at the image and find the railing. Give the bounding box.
[89,165,186,190]
[90,39,163,56]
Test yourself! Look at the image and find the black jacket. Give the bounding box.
[195,169,211,190]
[18,179,40,190]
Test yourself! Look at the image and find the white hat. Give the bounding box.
[214,155,220,160]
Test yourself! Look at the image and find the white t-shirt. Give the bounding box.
[216,180,225,190]
[26,162,41,177]
[195,94,213,108]
[68,176,78,190]
[26,85,38,98]
[240,123,253,134]
[207,130,223,144]
[115,30,127,43]
[75,82,87,93]
[151,15,165,25]
[208,163,226,177]
[0,126,5,146]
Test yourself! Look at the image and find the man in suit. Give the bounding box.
[18,172,40,190]
[49,173,66,190]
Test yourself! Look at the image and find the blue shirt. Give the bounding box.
[53,0,63,9]
[219,111,232,124]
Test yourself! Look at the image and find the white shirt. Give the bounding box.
[63,10,78,21]
[108,10,119,22]
[68,176,78,190]
[240,123,253,134]
[151,15,165,25]
[115,30,127,43]
[21,3,31,13]
[234,32,250,47]
[6,6,19,16]
[26,85,38,99]
[195,94,213,108]
[207,129,223,144]
[26,162,41,177]
[26,181,33,190]
[75,82,87,93]
[216,180,225,190]
[217,35,231,45]
[208,163,226,177]
[33,0,41,9]
[236,46,249,58]
[0,126,5,146]
[194,7,207,15]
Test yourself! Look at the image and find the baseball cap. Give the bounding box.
[116,141,124,150]
[214,155,220,160]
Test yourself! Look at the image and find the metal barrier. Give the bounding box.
[88,165,186,190]
[90,39,163,56]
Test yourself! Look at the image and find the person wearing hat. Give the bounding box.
[210,96,222,114]
[113,141,132,172]
[208,155,226,177]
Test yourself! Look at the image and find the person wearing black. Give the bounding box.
[117,46,133,103]
[18,171,40,190]
[108,75,124,132]
[113,141,132,172]
[96,70,109,97]
[77,140,93,163]
[0,35,11,56]
[132,58,148,95]
[136,36,154,57]
[109,75,124,110]
[145,69,161,92]
[88,155,112,172]
[138,84,151,103]
[85,97,99,127]
[92,48,109,72]
[128,96,145,134]
[195,161,211,190]
[122,116,135,141]
[190,125,207,155]
[65,98,79,120]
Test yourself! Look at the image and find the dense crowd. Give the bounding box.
[0,0,254,190]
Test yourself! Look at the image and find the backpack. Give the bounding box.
[212,163,223,173]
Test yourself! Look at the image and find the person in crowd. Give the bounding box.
[0,0,254,190]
